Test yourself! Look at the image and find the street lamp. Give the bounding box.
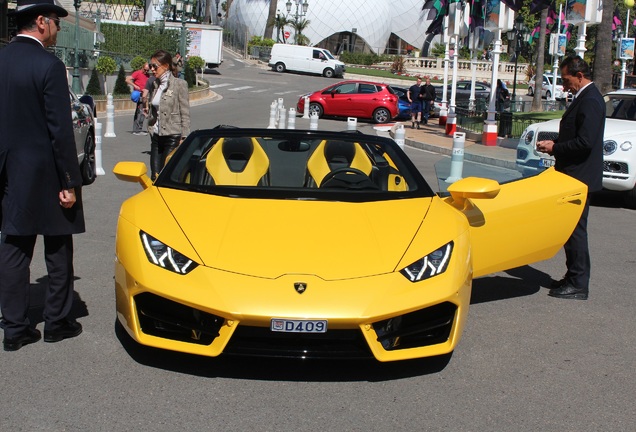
[285,0,309,44]
[175,0,193,58]
[506,15,527,108]
[72,0,82,94]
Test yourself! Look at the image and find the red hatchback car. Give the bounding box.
[297,80,399,124]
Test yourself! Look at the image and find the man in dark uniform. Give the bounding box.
[0,0,85,350]
[407,77,423,129]
[536,56,605,300]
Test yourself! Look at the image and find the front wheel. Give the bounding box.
[372,107,391,124]
[274,62,286,73]
[323,68,335,78]
[81,132,97,185]
[309,102,323,117]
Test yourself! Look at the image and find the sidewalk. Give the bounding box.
[400,120,518,170]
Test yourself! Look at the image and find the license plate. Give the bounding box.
[271,319,327,333]
[539,158,555,168]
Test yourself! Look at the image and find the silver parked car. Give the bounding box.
[70,87,97,185]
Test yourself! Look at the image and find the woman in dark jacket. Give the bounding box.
[145,50,191,180]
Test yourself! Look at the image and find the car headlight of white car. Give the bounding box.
[524,130,535,145]
[604,139,633,155]
[400,242,454,282]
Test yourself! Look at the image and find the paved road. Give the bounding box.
[1,52,635,431]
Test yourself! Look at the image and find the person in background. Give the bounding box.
[535,56,605,300]
[126,62,150,136]
[0,0,85,351]
[496,79,510,112]
[420,77,437,125]
[145,50,190,180]
[407,77,423,129]
[173,51,184,79]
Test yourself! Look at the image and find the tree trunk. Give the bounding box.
[532,7,549,112]
[594,0,614,93]
[264,1,278,39]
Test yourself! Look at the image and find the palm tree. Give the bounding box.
[292,18,311,45]
[264,0,278,39]
[269,14,292,43]
[593,0,614,94]
[531,7,549,111]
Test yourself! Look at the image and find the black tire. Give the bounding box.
[309,102,323,118]
[323,68,335,78]
[372,107,391,124]
[624,187,636,209]
[527,87,534,96]
[81,132,97,185]
[274,62,286,73]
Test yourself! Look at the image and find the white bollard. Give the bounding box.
[302,96,310,119]
[347,117,357,131]
[104,93,116,138]
[278,105,286,129]
[267,101,277,129]
[309,112,319,130]
[287,108,296,129]
[94,121,106,175]
[445,132,466,183]
[394,124,405,150]
[277,97,284,123]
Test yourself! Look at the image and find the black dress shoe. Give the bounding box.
[548,283,588,300]
[550,278,568,289]
[3,328,41,351]
[44,320,83,343]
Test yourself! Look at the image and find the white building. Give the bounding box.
[226,0,442,56]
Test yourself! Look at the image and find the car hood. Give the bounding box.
[529,117,636,139]
[159,189,433,280]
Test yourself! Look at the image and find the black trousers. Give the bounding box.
[0,234,75,339]
[150,134,180,180]
[563,196,591,290]
[132,101,146,133]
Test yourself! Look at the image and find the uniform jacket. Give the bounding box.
[147,73,190,137]
[0,37,85,236]
[553,83,605,192]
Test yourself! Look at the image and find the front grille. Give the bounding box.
[603,160,629,174]
[223,326,373,359]
[537,131,559,142]
[373,302,457,351]
[135,292,224,345]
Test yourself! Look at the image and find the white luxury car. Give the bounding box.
[516,88,636,208]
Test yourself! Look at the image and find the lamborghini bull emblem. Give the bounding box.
[294,282,307,294]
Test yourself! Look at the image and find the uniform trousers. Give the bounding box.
[0,234,75,339]
[563,195,591,290]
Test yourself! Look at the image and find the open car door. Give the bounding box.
[444,168,587,278]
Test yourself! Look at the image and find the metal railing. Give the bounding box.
[455,105,562,139]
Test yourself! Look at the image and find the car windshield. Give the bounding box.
[606,93,636,120]
[155,129,435,201]
[322,50,335,60]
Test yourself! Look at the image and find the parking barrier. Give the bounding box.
[278,104,286,129]
[287,108,296,129]
[445,132,465,183]
[394,124,405,150]
[309,112,319,130]
[302,96,310,119]
[347,117,357,131]
[267,101,277,129]
[94,121,106,176]
[104,93,116,138]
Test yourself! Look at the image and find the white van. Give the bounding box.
[269,44,345,78]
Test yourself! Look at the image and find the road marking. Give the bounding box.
[251,89,269,93]
[209,83,232,88]
[273,90,298,95]
[228,86,254,91]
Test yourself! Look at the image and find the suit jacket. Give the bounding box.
[0,37,85,236]
[553,83,605,192]
[147,73,190,137]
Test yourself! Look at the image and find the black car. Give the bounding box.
[69,87,97,185]
[435,80,491,108]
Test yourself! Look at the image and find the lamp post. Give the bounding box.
[506,15,526,108]
[72,0,82,94]
[276,9,281,43]
[285,0,309,44]
[175,0,193,59]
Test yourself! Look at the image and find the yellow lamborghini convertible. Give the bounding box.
[113,128,586,362]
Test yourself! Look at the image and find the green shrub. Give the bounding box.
[184,64,196,88]
[96,56,117,94]
[101,23,181,57]
[339,52,391,65]
[187,55,205,72]
[247,36,275,50]
[114,64,130,95]
[86,68,102,96]
[130,55,147,71]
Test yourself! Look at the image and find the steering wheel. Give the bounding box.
[319,167,377,189]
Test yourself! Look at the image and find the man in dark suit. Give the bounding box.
[0,0,85,350]
[536,56,605,300]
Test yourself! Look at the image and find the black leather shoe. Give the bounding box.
[548,283,588,300]
[3,328,41,351]
[44,320,82,343]
[550,278,568,289]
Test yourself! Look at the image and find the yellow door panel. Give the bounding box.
[445,168,587,278]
